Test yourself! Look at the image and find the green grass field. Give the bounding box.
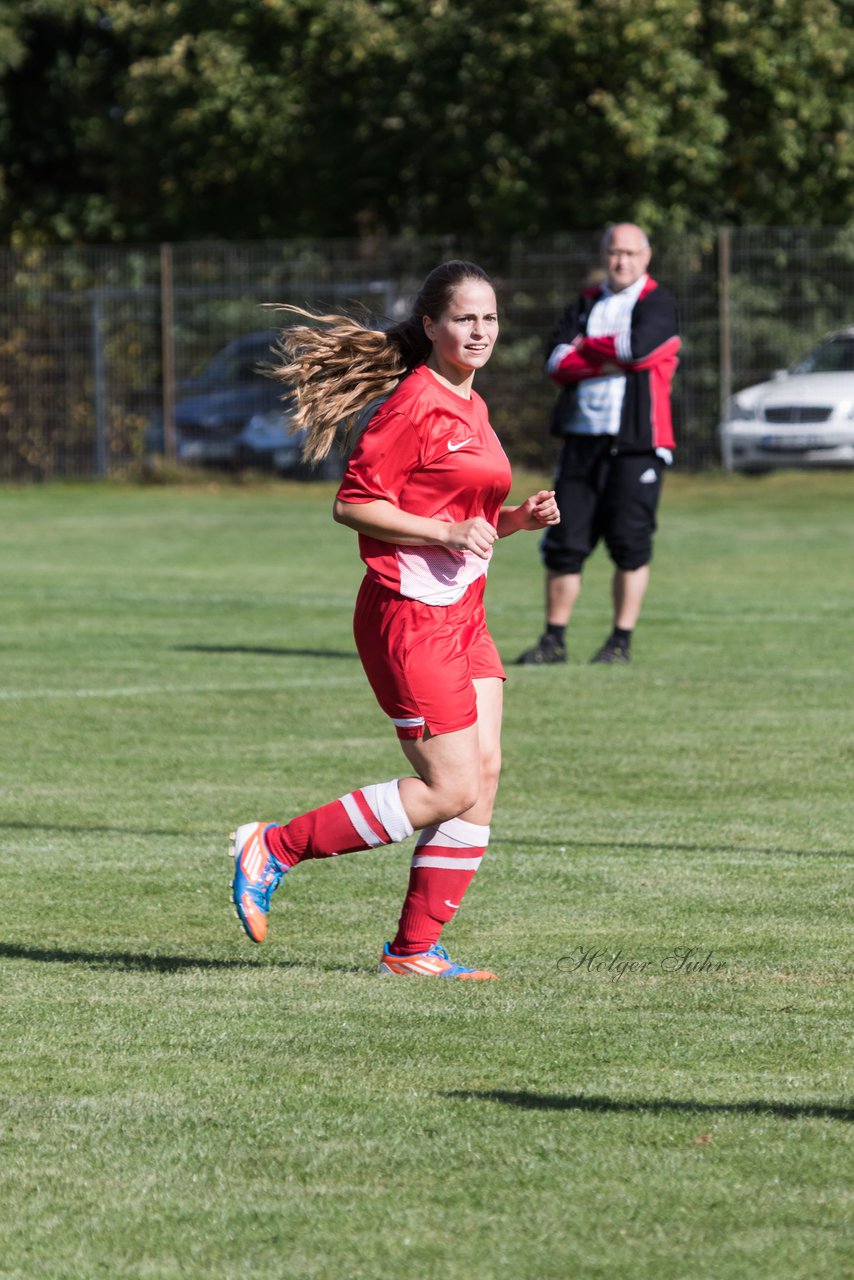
[0,470,851,1280]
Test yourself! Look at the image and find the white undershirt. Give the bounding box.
[563,274,648,436]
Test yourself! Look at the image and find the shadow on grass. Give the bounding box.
[492,836,852,860]
[0,941,268,972]
[0,820,191,838]
[173,644,357,660]
[444,1089,853,1123]
[3,824,847,859]
[0,941,364,976]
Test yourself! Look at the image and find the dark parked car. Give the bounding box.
[145,330,341,477]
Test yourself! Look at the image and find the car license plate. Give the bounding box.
[760,434,835,452]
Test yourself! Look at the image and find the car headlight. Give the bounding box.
[726,398,757,422]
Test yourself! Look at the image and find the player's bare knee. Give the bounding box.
[480,752,502,802]
[453,784,481,818]
[437,775,480,820]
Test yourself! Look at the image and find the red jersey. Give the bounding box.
[336,365,512,605]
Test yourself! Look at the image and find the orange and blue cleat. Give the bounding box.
[230,822,286,943]
[379,942,497,979]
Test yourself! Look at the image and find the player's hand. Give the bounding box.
[443,516,499,558]
[516,490,560,530]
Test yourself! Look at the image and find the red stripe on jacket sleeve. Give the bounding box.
[547,345,609,384]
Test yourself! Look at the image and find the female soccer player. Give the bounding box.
[230,260,559,978]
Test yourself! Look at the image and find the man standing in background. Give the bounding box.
[517,223,680,666]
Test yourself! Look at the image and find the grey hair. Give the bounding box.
[600,224,651,255]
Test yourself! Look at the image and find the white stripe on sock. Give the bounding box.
[359,779,414,844]
[340,792,385,848]
[410,854,483,871]
[415,816,490,848]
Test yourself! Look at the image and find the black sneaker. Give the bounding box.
[590,638,630,664]
[516,634,567,665]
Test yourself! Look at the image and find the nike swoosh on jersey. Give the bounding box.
[447,438,474,452]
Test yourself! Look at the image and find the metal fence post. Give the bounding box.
[718,227,733,471]
[91,290,108,476]
[160,243,177,461]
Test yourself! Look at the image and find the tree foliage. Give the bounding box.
[0,0,851,244]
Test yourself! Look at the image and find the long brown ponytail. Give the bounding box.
[267,261,493,463]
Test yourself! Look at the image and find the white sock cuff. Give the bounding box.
[359,779,414,844]
[415,816,490,849]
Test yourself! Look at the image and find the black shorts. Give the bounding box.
[541,435,664,575]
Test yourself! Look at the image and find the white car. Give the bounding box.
[720,328,854,471]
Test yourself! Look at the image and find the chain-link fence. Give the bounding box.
[1,228,852,480]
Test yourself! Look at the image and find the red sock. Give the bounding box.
[391,817,489,955]
[264,780,413,868]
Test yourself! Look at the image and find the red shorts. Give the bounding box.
[353,576,505,740]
